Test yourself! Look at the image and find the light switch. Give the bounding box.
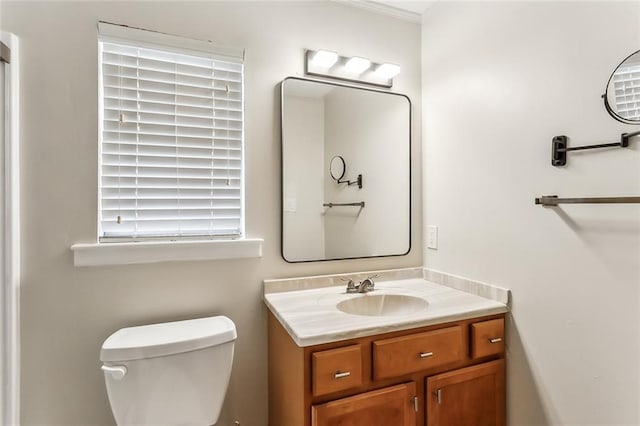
[285,197,297,212]
[427,226,438,250]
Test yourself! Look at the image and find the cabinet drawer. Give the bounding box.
[373,326,463,380]
[312,344,363,397]
[470,318,504,359]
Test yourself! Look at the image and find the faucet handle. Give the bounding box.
[360,276,376,291]
[363,274,379,285]
[341,277,358,293]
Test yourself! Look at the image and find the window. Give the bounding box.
[98,23,244,240]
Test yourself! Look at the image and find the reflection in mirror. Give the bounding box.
[604,49,640,124]
[281,77,411,262]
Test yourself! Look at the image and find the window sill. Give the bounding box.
[71,238,263,267]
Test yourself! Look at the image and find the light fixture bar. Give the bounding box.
[304,49,399,88]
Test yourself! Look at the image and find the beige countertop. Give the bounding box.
[264,271,509,347]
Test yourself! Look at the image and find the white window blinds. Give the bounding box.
[612,61,640,121]
[98,26,244,239]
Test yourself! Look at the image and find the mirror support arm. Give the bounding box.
[551,131,640,166]
[337,174,363,189]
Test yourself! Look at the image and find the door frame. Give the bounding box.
[1,31,20,426]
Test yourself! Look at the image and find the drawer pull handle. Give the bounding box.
[419,351,434,358]
[334,371,351,379]
[489,338,503,343]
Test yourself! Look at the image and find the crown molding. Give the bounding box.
[334,0,423,23]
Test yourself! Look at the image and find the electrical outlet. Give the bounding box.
[427,226,438,250]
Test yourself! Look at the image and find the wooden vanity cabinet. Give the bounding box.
[268,312,505,426]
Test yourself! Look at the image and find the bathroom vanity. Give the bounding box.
[264,270,509,426]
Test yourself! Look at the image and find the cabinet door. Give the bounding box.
[426,360,504,426]
[312,382,417,426]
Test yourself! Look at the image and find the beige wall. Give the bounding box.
[422,2,640,425]
[1,2,422,424]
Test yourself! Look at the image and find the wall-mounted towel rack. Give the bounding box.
[535,195,640,206]
[323,202,365,208]
[551,130,640,166]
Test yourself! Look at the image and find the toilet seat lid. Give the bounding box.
[100,315,237,362]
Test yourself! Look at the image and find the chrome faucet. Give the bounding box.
[343,275,378,293]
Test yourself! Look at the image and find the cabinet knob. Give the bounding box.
[334,371,351,379]
[434,389,442,404]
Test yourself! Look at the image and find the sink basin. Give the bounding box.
[337,294,428,317]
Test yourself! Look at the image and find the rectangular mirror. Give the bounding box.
[281,77,411,262]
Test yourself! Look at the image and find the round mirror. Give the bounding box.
[329,155,346,182]
[604,49,640,124]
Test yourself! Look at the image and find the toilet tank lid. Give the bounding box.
[100,316,237,362]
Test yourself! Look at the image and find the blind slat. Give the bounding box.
[103,85,241,102]
[103,139,241,148]
[102,63,242,84]
[104,105,242,121]
[104,132,242,143]
[103,88,242,110]
[104,112,242,127]
[102,150,241,161]
[102,73,242,92]
[102,128,241,140]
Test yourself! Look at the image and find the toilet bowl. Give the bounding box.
[100,316,236,425]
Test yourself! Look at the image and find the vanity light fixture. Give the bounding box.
[305,49,400,88]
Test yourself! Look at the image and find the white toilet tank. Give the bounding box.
[100,316,236,426]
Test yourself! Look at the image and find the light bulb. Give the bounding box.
[375,63,401,79]
[311,50,338,68]
[344,57,371,74]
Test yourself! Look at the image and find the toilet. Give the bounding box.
[100,316,236,425]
